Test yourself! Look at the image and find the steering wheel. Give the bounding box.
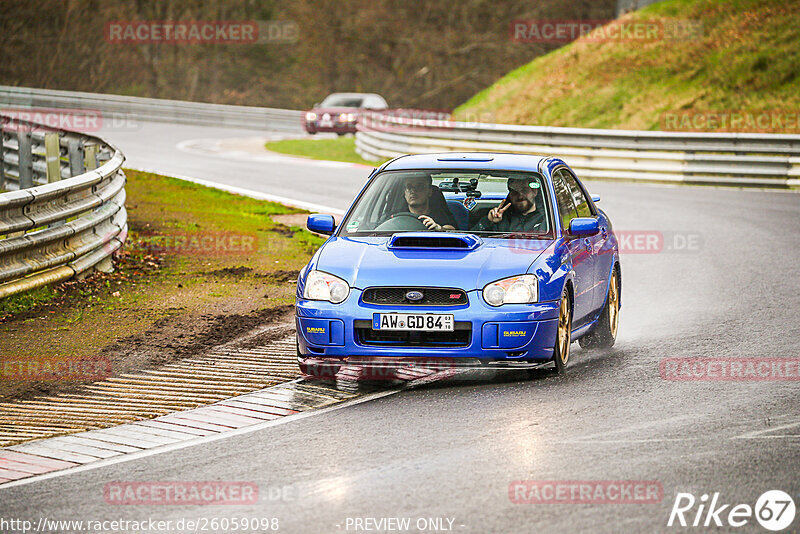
[373,212,429,232]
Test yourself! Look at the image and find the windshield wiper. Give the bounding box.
[349,231,392,237]
[473,232,549,239]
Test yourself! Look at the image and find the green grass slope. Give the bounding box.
[455,0,800,132]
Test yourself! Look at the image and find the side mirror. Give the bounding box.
[313,102,320,108]
[591,194,601,203]
[307,214,336,235]
[569,217,600,237]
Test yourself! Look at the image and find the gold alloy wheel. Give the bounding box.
[608,269,620,338]
[557,294,571,366]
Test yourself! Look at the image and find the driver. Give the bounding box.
[402,175,456,231]
[471,177,546,233]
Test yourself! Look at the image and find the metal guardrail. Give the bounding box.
[0,114,127,299]
[355,112,800,188]
[0,85,304,132]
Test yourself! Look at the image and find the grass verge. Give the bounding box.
[265,136,387,166]
[0,169,325,401]
[455,0,800,133]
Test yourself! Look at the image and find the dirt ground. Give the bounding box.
[0,169,323,402]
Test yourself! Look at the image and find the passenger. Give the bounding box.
[402,175,456,231]
[471,177,546,233]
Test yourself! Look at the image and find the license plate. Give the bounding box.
[373,313,454,332]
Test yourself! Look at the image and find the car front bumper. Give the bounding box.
[303,121,356,134]
[296,289,560,364]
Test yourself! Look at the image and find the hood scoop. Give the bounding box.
[388,233,482,251]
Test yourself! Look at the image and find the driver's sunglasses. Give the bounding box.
[404,182,428,192]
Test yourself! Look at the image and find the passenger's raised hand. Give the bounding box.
[488,202,511,223]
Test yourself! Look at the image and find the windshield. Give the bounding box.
[319,94,364,108]
[340,170,552,238]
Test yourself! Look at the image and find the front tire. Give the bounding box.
[579,267,620,349]
[552,288,573,374]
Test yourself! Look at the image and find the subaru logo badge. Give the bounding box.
[405,290,424,301]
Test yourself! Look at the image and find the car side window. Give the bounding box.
[553,172,578,231]
[559,169,593,218]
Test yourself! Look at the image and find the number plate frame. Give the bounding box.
[372,313,454,332]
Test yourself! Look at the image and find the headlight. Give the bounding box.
[482,275,538,306]
[338,113,356,122]
[303,270,350,304]
[305,112,317,121]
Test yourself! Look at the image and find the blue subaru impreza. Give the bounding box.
[296,153,620,377]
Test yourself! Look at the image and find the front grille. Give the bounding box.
[362,287,468,306]
[356,324,472,347]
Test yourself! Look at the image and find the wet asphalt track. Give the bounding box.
[0,121,798,533]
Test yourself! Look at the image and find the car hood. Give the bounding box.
[314,235,553,290]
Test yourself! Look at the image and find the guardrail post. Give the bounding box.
[94,256,114,273]
[68,138,84,176]
[45,132,61,183]
[0,125,5,191]
[17,128,33,189]
[84,144,97,171]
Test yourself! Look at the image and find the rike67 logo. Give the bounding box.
[668,490,796,531]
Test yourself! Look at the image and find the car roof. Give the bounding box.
[325,92,383,98]
[381,152,550,173]
[319,93,388,108]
